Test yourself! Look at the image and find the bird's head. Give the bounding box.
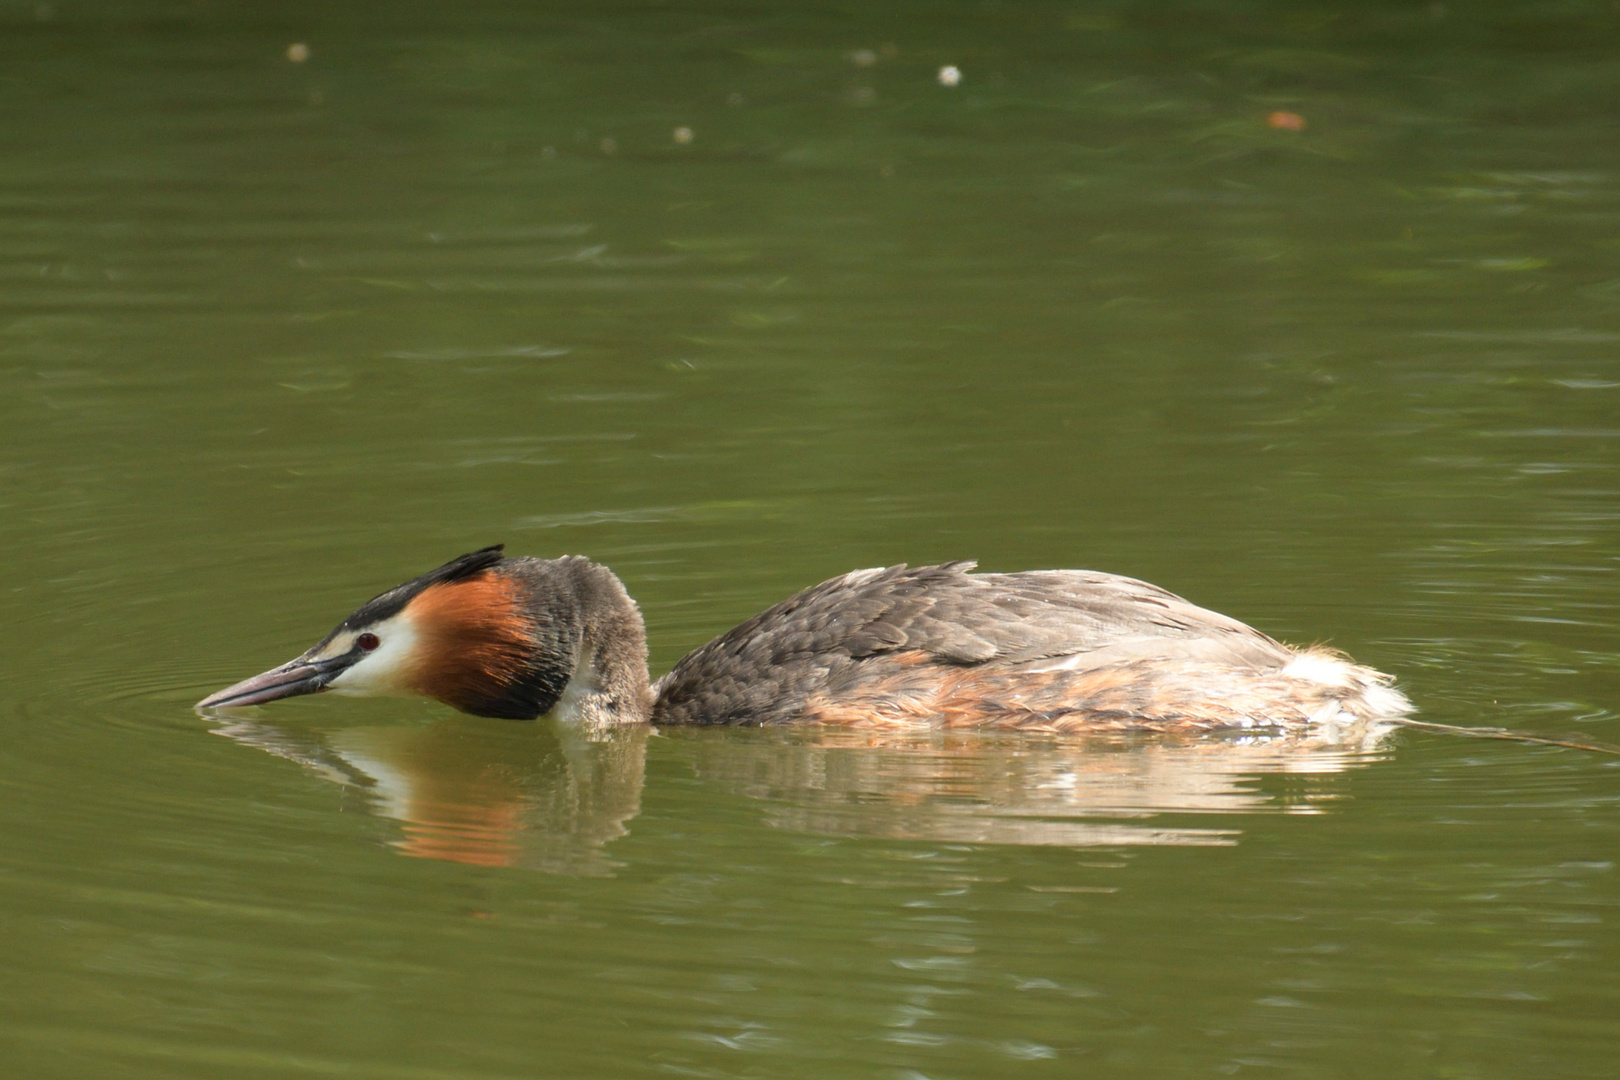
[196,545,571,719]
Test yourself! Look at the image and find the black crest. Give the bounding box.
[337,545,507,631]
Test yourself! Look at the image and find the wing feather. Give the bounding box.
[651,563,1293,726]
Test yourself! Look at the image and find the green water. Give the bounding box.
[4,2,1619,1076]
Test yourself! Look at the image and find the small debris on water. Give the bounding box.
[850,49,877,67]
[673,126,694,145]
[600,137,618,155]
[287,42,310,63]
[938,65,962,87]
[1267,110,1306,131]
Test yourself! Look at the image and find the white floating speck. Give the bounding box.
[937,65,961,87]
[287,42,310,63]
[673,126,693,145]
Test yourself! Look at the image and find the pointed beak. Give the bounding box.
[196,651,355,711]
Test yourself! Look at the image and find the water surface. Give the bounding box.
[3,2,1618,1077]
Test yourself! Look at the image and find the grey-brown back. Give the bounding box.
[649,562,1293,726]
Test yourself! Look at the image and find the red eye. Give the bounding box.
[357,632,380,651]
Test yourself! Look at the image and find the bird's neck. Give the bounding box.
[540,559,655,728]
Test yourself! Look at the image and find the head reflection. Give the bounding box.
[211,714,647,873]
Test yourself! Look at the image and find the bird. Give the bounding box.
[196,545,1411,734]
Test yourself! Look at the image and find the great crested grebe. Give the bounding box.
[199,546,1411,734]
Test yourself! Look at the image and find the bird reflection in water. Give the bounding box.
[213,713,1388,868]
[679,727,1390,849]
[211,716,647,874]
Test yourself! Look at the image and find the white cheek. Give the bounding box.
[327,615,421,697]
